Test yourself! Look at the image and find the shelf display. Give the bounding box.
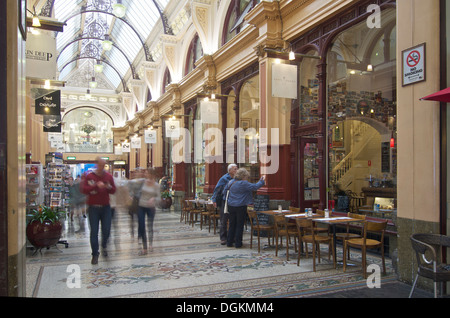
[26,164,44,209]
[45,163,70,209]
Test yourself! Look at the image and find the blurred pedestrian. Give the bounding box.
[137,168,161,255]
[81,157,116,265]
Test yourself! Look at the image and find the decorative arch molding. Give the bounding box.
[62,103,121,126]
[56,36,138,79]
[60,56,130,92]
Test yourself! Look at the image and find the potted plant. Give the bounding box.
[160,190,172,209]
[26,205,66,250]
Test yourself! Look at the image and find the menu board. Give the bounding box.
[253,195,270,237]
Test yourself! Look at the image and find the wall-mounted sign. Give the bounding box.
[131,137,141,149]
[272,63,298,99]
[402,43,426,86]
[122,142,131,153]
[165,120,180,139]
[200,100,219,124]
[43,115,61,132]
[35,90,61,115]
[145,129,157,144]
[26,33,57,80]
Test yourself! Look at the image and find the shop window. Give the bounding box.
[299,50,320,125]
[162,67,171,95]
[327,8,397,219]
[62,107,114,153]
[239,74,260,183]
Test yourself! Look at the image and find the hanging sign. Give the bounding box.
[145,129,157,144]
[26,32,57,80]
[200,100,219,124]
[115,145,123,155]
[131,137,141,149]
[272,63,298,99]
[402,43,426,86]
[43,115,61,132]
[35,90,61,115]
[165,120,180,138]
[122,142,131,153]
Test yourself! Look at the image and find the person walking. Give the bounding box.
[222,168,265,248]
[137,168,161,255]
[211,164,238,245]
[81,157,116,265]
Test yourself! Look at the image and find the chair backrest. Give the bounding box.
[410,234,438,269]
[273,215,289,232]
[206,203,215,212]
[295,218,315,241]
[289,206,300,212]
[348,212,366,220]
[363,220,388,242]
[316,210,325,217]
[247,210,259,227]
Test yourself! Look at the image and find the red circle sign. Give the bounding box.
[406,50,421,68]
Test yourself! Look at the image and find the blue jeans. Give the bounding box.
[227,205,247,247]
[138,206,156,250]
[88,205,112,256]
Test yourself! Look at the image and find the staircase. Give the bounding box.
[331,121,379,189]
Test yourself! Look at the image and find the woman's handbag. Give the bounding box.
[223,181,236,214]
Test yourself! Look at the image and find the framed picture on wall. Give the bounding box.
[19,0,27,40]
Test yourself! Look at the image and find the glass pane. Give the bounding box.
[304,143,319,201]
[239,74,260,183]
[327,8,397,217]
[62,107,114,153]
[299,50,320,125]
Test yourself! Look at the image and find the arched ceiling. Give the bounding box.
[30,0,172,93]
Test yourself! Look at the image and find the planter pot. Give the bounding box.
[26,220,63,249]
[160,197,172,209]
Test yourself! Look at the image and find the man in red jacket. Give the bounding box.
[81,157,116,264]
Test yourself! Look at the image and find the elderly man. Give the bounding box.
[211,164,238,245]
[81,157,116,265]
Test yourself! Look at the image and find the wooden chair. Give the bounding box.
[289,206,300,213]
[199,204,210,230]
[206,203,220,234]
[295,218,336,271]
[343,220,388,278]
[247,210,274,253]
[273,214,299,261]
[180,200,190,223]
[336,212,366,259]
[410,233,450,298]
[311,210,329,235]
[187,200,203,227]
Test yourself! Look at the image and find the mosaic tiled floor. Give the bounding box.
[26,208,397,298]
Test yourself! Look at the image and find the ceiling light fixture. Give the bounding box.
[112,0,127,18]
[89,77,98,89]
[102,35,113,51]
[94,61,104,73]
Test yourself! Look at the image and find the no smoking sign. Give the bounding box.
[402,43,426,86]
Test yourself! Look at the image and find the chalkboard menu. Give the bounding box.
[253,194,270,237]
[253,194,270,211]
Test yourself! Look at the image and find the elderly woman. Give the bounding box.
[222,168,265,248]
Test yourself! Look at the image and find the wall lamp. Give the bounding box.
[264,48,322,61]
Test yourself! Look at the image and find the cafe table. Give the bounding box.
[312,216,361,264]
[257,209,293,216]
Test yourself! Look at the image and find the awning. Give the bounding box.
[421,87,450,102]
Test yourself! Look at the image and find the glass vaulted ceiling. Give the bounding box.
[54,0,170,91]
